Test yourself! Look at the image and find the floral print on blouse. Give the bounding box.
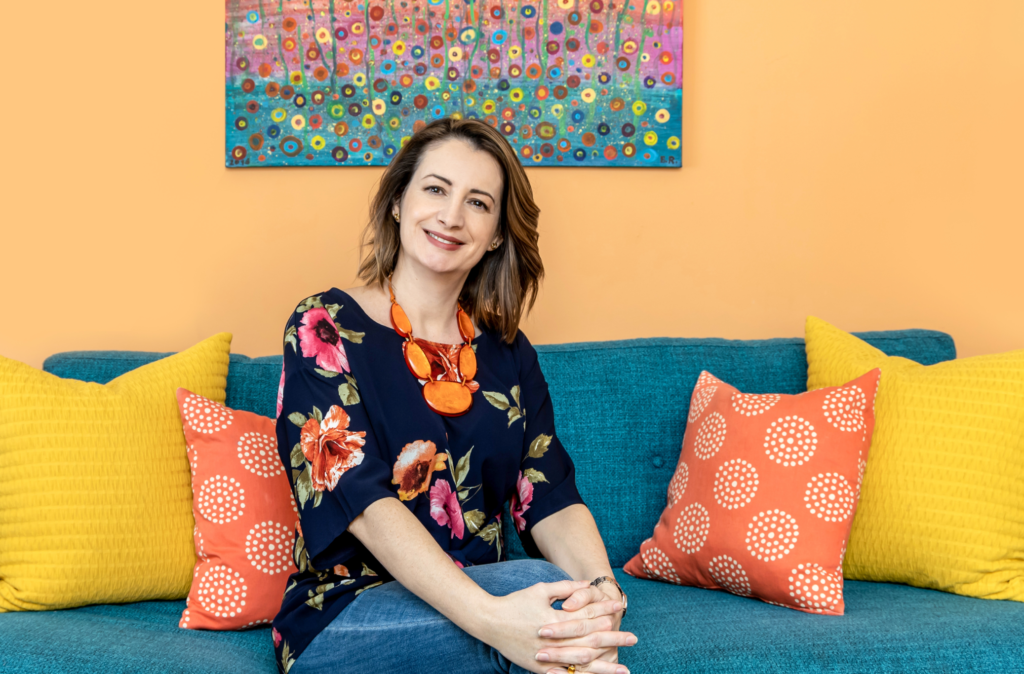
[271,289,585,673]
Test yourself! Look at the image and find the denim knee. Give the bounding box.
[508,559,574,584]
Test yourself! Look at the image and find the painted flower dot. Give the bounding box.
[245,521,294,575]
[180,608,190,628]
[764,416,818,466]
[731,392,781,417]
[197,475,246,524]
[789,563,842,613]
[641,543,681,584]
[182,394,234,434]
[237,432,283,478]
[196,565,248,618]
[708,555,752,596]
[687,385,718,423]
[694,412,727,460]
[804,472,855,522]
[696,371,721,388]
[822,385,867,432]
[713,459,759,510]
[745,509,799,561]
[668,461,688,507]
[857,458,867,488]
[673,502,711,554]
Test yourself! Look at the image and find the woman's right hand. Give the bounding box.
[483,579,635,674]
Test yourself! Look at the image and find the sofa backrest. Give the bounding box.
[43,329,956,568]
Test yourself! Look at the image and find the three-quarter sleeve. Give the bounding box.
[277,307,398,569]
[511,332,586,558]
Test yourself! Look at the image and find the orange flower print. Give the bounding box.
[392,440,448,501]
[333,564,350,577]
[300,405,367,492]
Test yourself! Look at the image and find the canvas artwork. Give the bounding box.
[225,0,682,167]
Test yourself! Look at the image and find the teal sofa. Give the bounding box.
[3,330,1023,673]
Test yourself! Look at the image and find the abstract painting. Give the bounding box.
[225,0,682,167]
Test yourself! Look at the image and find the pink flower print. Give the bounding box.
[446,552,465,569]
[429,480,465,540]
[272,627,282,647]
[298,307,350,374]
[276,363,286,419]
[510,471,534,532]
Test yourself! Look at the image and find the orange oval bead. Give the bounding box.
[457,308,475,343]
[423,381,473,416]
[459,344,477,380]
[391,303,412,337]
[403,341,432,380]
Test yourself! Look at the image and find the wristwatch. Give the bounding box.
[590,576,628,617]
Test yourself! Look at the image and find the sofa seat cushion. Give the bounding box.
[618,575,1024,672]
[0,601,275,674]
[3,574,1022,673]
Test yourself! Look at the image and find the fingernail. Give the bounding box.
[539,628,553,637]
[536,652,550,662]
[617,667,629,674]
[614,602,623,611]
[628,635,638,645]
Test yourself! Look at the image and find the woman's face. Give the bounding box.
[395,138,504,279]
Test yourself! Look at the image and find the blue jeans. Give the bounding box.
[293,559,573,674]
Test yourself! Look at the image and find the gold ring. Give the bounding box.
[567,667,576,674]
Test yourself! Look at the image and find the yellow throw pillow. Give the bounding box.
[0,334,231,612]
[805,317,1024,601]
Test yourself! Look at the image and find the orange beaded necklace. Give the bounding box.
[388,279,478,417]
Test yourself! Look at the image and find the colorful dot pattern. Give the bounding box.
[225,0,683,167]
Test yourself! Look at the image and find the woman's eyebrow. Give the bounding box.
[468,188,495,201]
[424,173,452,185]
[424,173,494,201]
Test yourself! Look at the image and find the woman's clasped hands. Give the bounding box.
[486,579,638,674]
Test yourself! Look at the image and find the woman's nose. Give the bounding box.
[437,200,464,229]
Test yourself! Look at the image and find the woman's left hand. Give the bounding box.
[536,584,634,674]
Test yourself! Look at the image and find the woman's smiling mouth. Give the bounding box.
[424,229,465,250]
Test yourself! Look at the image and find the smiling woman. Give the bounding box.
[273,118,636,674]
[358,118,544,344]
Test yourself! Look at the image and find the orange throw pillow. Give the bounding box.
[624,369,880,614]
[176,388,298,630]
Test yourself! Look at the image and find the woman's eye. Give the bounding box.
[426,185,444,194]
[470,200,489,210]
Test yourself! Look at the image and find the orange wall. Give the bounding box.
[2,1,1023,369]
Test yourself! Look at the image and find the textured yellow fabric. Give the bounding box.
[0,334,231,612]
[805,317,1024,601]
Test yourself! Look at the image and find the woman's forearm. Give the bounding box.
[530,504,616,584]
[347,497,502,642]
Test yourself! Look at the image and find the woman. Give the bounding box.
[273,118,637,674]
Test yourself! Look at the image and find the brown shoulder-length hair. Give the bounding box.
[358,117,543,344]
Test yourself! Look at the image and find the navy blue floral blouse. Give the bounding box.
[271,289,584,673]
